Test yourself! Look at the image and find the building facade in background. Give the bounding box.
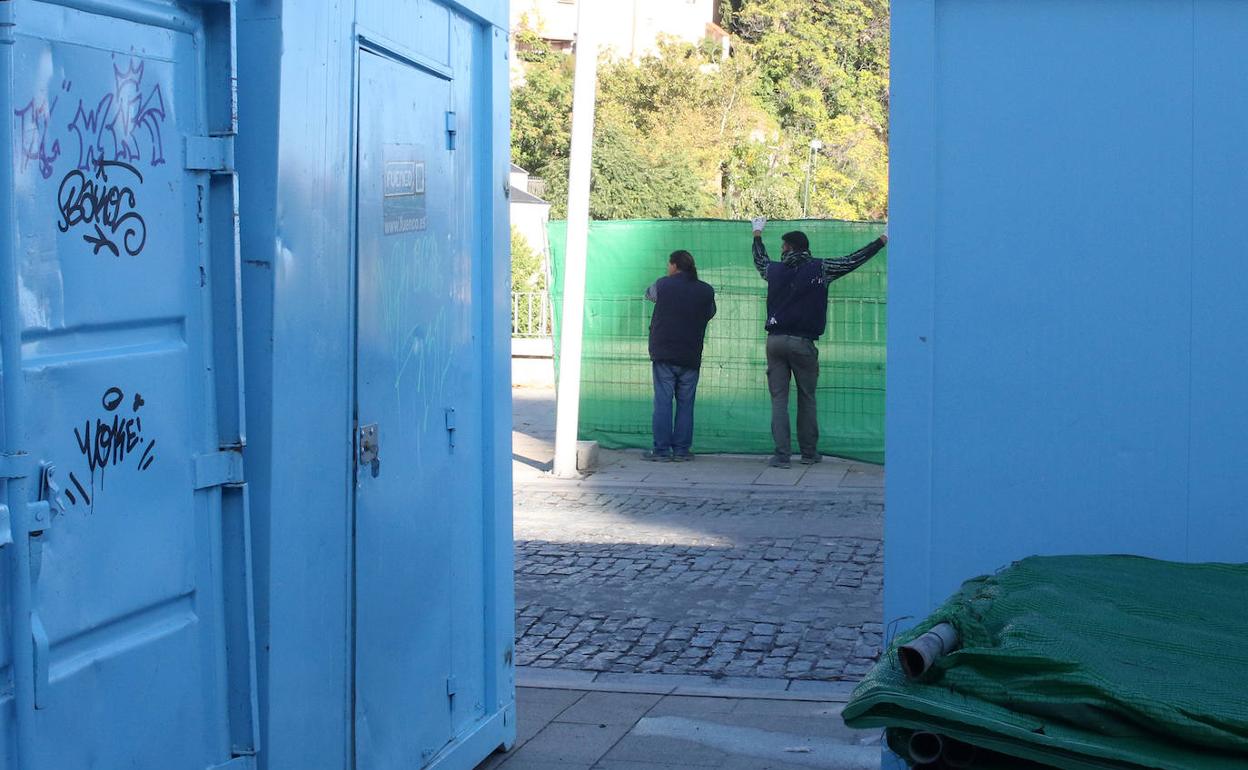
[511,0,727,61]
[510,163,552,266]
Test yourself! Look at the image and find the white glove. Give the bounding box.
[751,217,767,233]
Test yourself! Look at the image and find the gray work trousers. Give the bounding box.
[765,334,820,459]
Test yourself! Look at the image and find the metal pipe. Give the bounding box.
[899,622,960,679]
[942,736,979,768]
[0,2,40,765]
[553,0,600,478]
[44,0,197,33]
[802,143,814,217]
[801,138,823,218]
[907,731,944,765]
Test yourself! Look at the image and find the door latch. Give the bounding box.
[359,423,380,478]
[444,408,457,450]
[36,463,66,527]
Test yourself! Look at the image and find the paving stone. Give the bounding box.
[742,636,773,652]
[511,486,883,681]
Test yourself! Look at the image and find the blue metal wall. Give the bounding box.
[236,1,513,769]
[887,0,1248,630]
[2,1,256,769]
[2,0,510,767]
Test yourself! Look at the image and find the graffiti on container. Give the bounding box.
[12,61,167,256]
[380,236,458,450]
[56,159,148,257]
[12,85,67,179]
[68,60,168,172]
[64,386,157,509]
[13,59,167,181]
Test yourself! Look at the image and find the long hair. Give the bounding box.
[669,250,698,281]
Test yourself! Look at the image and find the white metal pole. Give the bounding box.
[553,0,600,478]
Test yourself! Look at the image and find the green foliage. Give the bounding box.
[728,0,889,134]
[511,23,574,175]
[510,1,889,222]
[544,101,714,220]
[511,226,545,293]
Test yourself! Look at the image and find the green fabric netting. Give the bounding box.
[845,555,1248,769]
[548,218,887,462]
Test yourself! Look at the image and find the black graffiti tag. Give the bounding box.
[65,387,156,509]
[56,159,148,257]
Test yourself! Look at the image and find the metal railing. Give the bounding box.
[511,291,553,338]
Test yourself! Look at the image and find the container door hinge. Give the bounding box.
[185,135,236,173]
[446,675,458,698]
[194,449,245,490]
[445,111,457,151]
[0,504,10,547]
[208,756,256,770]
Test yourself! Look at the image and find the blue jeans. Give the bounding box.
[652,362,700,455]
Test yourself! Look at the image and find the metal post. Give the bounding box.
[0,2,40,766]
[802,138,823,218]
[553,0,600,479]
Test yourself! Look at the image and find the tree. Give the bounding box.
[728,0,889,135]
[511,21,574,175]
[511,227,546,293]
[544,104,711,220]
[727,0,890,220]
[509,1,890,222]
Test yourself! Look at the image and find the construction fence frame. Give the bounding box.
[548,218,888,463]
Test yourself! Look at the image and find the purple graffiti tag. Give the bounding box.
[14,96,62,179]
[68,60,167,172]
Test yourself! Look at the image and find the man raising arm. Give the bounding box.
[749,217,887,468]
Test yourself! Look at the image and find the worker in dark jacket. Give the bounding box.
[643,250,717,461]
[751,217,887,468]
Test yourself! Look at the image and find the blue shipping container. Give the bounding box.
[2,0,514,768]
[1,1,256,769]
[887,0,1248,630]
[235,0,515,768]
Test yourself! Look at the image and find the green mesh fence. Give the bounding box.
[548,219,887,463]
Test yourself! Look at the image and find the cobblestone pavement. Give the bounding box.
[514,486,885,681]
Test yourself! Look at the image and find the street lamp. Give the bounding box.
[802,139,824,218]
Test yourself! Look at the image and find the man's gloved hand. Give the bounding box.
[751,217,767,235]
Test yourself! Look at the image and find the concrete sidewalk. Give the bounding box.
[496,387,886,768]
[476,675,882,770]
[511,387,884,492]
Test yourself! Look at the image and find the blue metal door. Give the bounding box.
[353,47,488,768]
[1,2,255,769]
